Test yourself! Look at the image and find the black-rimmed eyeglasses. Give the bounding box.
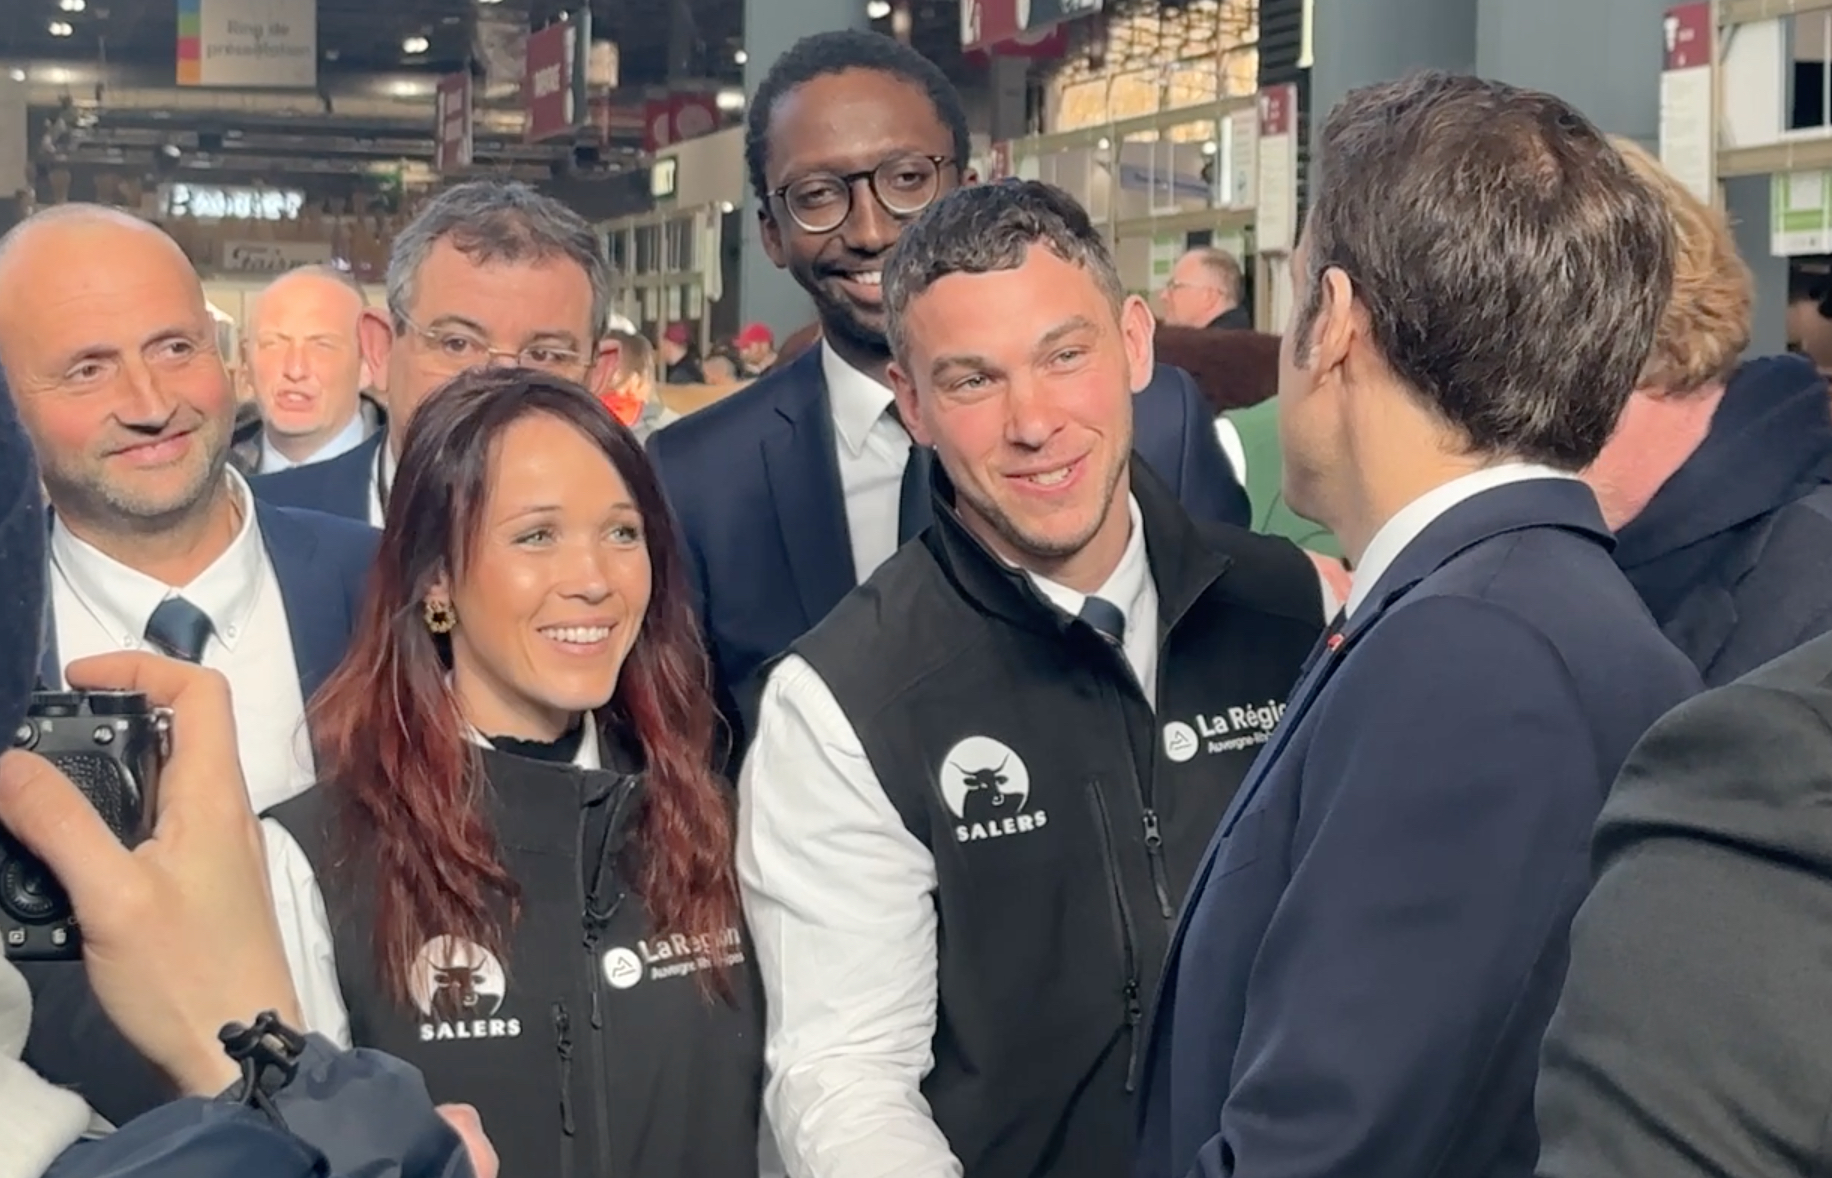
[769,154,959,234]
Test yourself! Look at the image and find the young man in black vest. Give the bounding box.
[737,181,1325,1178]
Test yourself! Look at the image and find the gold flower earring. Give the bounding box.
[423,599,456,634]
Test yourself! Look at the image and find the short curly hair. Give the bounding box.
[745,30,971,212]
[1611,137,1752,394]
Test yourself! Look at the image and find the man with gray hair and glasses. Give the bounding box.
[254,181,614,524]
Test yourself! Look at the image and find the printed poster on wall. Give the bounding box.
[1772,171,1832,256]
[177,0,316,88]
[435,72,474,173]
[524,22,576,143]
[1659,2,1714,205]
[1255,83,1299,254]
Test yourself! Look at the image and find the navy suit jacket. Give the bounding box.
[26,499,378,1127]
[1134,479,1702,1178]
[648,346,1249,755]
[249,432,382,523]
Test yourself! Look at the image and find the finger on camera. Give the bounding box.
[0,748,135,911]
[63,652,247,821]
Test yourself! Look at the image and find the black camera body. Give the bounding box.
[1,691,169,961]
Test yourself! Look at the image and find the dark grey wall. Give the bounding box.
[1310,0,1476,131]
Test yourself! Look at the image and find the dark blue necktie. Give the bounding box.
[1079,596,1127,647]
[145,596,214,663]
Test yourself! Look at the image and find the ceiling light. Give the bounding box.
[402,35,430,55]
[48,21,74,36]
[59,0,85,11]
[7,70,23,82]
[715,88,746,112]
[477,0,504,5]
[734,49,748,64]
[866,0,891,17]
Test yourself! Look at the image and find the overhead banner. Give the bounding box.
[177,0,316,89]
[962,0,1102,52]
[435,72,473,173]
[524,22,576,143]
[1659,2,1714,205]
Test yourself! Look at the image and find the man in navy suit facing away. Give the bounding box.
[648,31,1251,758]
[1134,74,1705,1178]
[0,205,377,1128]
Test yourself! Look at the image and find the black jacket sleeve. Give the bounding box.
[43,1037,473,1178]
[1536,648,1832,1177]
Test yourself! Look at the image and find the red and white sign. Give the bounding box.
[1659,2,1714,203]
[1256,83,1299,254]
[962,0,1102,53]
[523,22,575,143]
[642,93,721,153]
[434,72,472,173]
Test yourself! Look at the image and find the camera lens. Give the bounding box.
[0,855,67,924]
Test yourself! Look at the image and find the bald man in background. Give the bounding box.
[241,266,378,473]
[0,205,377,1126]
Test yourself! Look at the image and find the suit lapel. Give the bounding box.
[761,349,858,630]
[255,501,342,701]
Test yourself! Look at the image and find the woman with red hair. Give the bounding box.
[262,366,762,1177]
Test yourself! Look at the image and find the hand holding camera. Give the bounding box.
[0,653,303,1097]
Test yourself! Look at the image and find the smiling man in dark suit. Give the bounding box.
[1134,74,1704,1178]
[0,205,376,1127]
[648,31,1248,757]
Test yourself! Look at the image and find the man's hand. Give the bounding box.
[0,653,302,1097]
[437,1104,501,1178]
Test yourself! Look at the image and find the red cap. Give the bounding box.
[663,323,689,345]
[735,323,775,348]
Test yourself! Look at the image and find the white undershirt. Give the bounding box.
[1346,464,1577,619]
[259,409,371,474]
[824,343,912,585]
[738,497,1159,1178]
[48,469,315,815]
[367,441,397,529]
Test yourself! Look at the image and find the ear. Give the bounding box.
[1307,266,1357,380]
[1118,295,1158,394]
[357,307,395,398]
[962,167,981,186]
[886,360,931,445]
[758,207,788,269]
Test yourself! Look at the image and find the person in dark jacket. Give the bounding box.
[1137,74,1702,1178]
[1583,139,1832,685]
[740,181,1323,1178]
[263,367,764,1178]
[1535,631,1832,1177]
[0,381,486,1178]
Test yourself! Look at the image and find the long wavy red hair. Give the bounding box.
[310,366,737,1005]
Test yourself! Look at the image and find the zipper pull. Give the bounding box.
[1123,980,1145,1094]
[1124,980,1143,1027]
[552,1003,576,1136]
[584,930,604,1030]
[1141,809,1164,849]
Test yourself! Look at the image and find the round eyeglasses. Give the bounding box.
[769,154,959,234]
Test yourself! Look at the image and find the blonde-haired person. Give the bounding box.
[1579,136,1832,685]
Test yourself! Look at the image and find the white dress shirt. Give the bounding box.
[367,440,396,528]
[739,497,1158,1178]
[49,470,316,814]
[1212,417,1247,486]
[1346,463,1577,619]
[824,343,912,585]
[258,409,371,474]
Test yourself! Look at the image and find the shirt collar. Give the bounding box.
[467,716,603,769]
[259,409,369,474]
[1347,462,1575,618]
[822,341,897,459]
[51,469,268,652]
[1024,494,1149,624]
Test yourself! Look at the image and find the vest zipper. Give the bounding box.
[553,1002,577,1178]
[1088,778,1145,1093]
[1140,809,1174,919]
[582,926,616,1172]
